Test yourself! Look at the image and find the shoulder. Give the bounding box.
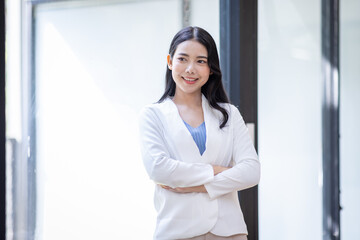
[217,103,242,118]
[138,99,172,124]
[228,104,241,116]
[218,103,244,126]
[206,101,243,129]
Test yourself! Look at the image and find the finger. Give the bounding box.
[174,187,188,193]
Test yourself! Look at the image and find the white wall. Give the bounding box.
[190,0,219,48]
[340,0,360,239]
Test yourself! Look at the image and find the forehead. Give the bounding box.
[174,40,208,56]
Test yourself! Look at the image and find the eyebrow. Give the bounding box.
[178,53,208,59]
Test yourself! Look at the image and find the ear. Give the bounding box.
[167,55,172,70]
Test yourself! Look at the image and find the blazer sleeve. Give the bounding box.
[204,105,260,200]
[138,106,214,188]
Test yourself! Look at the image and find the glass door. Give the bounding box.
[34,1,179,239]
[258,1,322,239]
[6,0,220,239]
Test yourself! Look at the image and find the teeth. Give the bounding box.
[183,77,196,81]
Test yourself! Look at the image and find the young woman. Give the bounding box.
[138,26,260,240]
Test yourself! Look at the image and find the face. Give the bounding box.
[167,39,211,97]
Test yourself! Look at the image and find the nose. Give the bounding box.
[185,62,195,74]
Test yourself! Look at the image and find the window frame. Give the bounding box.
[220,1,259,240]
[1,0,6,239]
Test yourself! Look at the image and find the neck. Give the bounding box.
[172,90,202,107]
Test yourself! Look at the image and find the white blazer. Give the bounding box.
[138,95,260,240]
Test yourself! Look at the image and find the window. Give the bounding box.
[5,0,220,239]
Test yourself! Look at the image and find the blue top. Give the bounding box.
[183,121,206,155]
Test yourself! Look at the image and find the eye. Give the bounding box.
[198,59,207,64]
[177,57,186,62]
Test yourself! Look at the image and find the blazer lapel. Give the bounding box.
[161,95,223,165]
[163,98,202,163]
[201,95,222,164]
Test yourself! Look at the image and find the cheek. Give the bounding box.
[172,63,184,73]
[171,67,182,81]
[200,68,211,77]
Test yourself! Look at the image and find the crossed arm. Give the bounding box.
[159,165,230,193]
[139,106,260,199]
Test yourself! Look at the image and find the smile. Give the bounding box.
[182,76,198,84]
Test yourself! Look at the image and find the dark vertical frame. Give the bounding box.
[220,1,258,240]
[1,0,6,238]
[27,5,37,239]
[22,1,37,239]
[322,0,341,240]
[219,0,240,100]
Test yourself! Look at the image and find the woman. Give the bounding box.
[138,26,260,240]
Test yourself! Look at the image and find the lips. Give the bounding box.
[182,76,198,84]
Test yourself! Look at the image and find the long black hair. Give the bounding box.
[158,26,230,129]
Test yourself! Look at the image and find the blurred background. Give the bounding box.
[2,0,360,240]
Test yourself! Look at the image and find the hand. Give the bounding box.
[212,165,231,175]
[159,184,207,193]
